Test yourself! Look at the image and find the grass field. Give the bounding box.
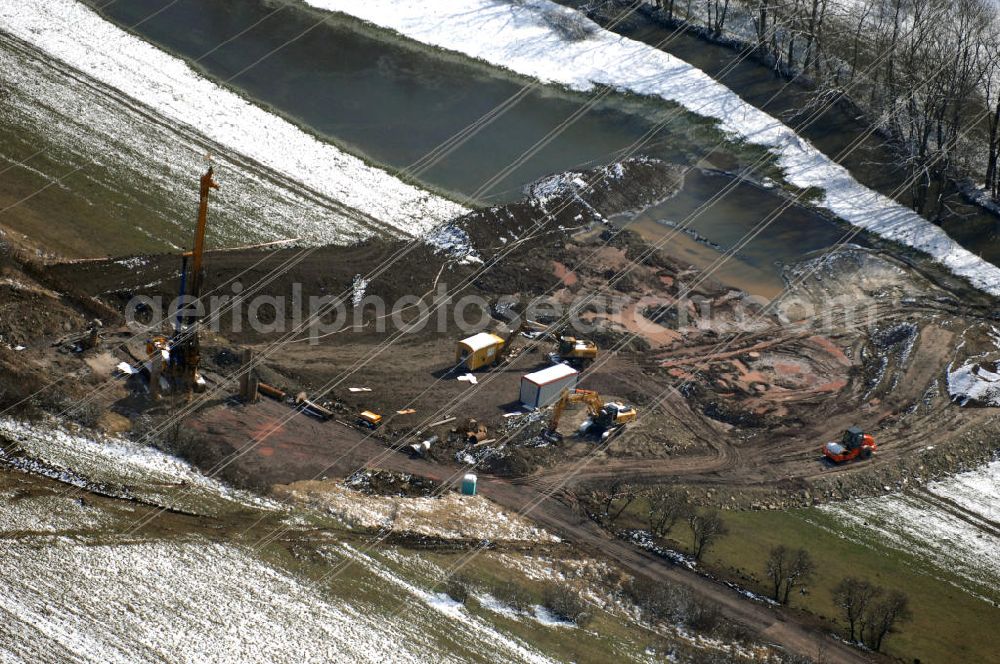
[614,502,1000,664]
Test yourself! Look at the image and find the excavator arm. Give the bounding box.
[547,388,603,434]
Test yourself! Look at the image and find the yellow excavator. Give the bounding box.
[551,333,598,366]
[546,388,637,440]
[496,320,598,367]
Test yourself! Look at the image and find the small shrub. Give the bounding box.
[541,584,593,627]
[490,580,533,613]
[684,594,722,633]
[444,575,470,604]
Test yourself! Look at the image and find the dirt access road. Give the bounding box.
[478,475,870,663]
[190,398,868,662]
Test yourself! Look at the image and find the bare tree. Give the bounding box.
[646,486,689,538]
[832,577,880,643]
[686,508,729,561]
[608,482,639,525]
[982,22,1000,198]
[593,480,638,526]
[765,545,816,605]
[865,590,911,652]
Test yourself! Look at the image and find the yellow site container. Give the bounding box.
[456,332,505,371]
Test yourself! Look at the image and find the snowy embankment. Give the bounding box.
[0,0,466,239]
[310,0,1000,297]
[275,479,555,542]
[0,418,279,515]
[947,361,1000,406]
[818,460,1000,600]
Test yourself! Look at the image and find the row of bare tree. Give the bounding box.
[833,577,911,652]
[646,0,1000,214]
[591,479,916,653]
[763,548,911,651]
[591,483,730,560]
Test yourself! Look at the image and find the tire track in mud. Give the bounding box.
[908,486,1000,540]
[521,295,1000,494]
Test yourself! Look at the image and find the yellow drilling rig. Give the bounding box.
[147,165,218,397]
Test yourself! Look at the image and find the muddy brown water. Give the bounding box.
[612,170,864,298]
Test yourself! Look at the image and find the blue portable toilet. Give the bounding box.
[461,473,477,496]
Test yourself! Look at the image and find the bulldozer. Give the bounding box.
[547,388,637,441]
[358,410,383,429]
[503,320,599,367]
[550,334,598,367]
[823,426,877,463]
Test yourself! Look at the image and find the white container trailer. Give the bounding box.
[520,364,579,409]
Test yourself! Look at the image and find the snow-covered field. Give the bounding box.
[818,460,1000,600]
[0,422,563,662]
[0,33,368,251]
[335,545,562,663]
[0,0,466,245]
[0,538,474,663]
[310,0,1000,297]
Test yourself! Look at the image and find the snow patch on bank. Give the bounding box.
[0,0,466,238]
[424,223,483,264]
[310,0,1000,296]
[0,418,279,514]
[947,361,1000,406]
[929,460,1000,525]
[275,480,555,542]
[335,545,560,664]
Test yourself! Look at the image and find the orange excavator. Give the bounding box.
[823,426,877,463]
[547,388,637,440]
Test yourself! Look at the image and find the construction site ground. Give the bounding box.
[3,158,1000,662]
[36,173,995,494]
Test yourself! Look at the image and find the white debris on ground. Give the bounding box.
[311,0,1000,297]
[0,418,280,514]
[113,256,148,269]
[947,361,1000,406]
[423,224,483,264]
[0,539,459,664]
[817,461,1000,599]
[351,274,369,307]
[274,480,558,543]
[0,0,466,240]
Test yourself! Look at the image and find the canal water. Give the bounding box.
[83,0,756,202]
[76,0,994,280]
